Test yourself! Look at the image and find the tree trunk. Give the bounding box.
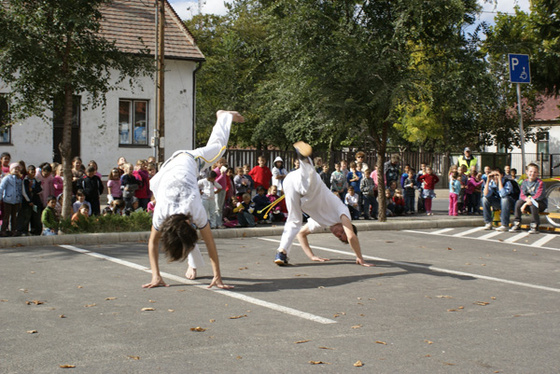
[373,122,388,222]
[60,33,74,219]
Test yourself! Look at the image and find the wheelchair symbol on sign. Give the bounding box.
[519,67,528,81]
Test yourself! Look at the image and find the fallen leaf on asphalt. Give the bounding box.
[19,288,29,293]
[375,341,387,345]
[84,304,96,308]
[474,301,490,306]
[491,296,497,300]
[481,264,486,266]
[168,309,175,313]
[209,319,215,323]
[238,267,248,270]
[424,340,433,344]
[354,360,364,367]
[359,314,365,317]
[309,361,330,365]
[318,346,334,350]
[443,362,455,366]
[59,364,76,368]
[27,330,38,334]
[229,315,247,319]
[26,300,44,305]
[0,299,7,302]
[105,297,117,301]
[447,309,457,312]
[436,295,453,299]
[59,315,66,318]
[141,307,155,311]
[295,340,310,344]
[127,355,140,360]
[385,241,394,243]
[352,325,362,329]
[190,327,207,332]
[447,247,453,250]
[357,297,362,300]
[425,354,431,357]
[149,300,156,303]
[77,286,83,289]
[458,306,464,310]
[236,356,242,360]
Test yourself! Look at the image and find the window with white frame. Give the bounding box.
[119,99,148,146]
[537,131,549,155]
[0,95,10,144]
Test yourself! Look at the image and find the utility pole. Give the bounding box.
[155,0,165,163]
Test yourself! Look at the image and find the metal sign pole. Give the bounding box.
[516,83,526,174]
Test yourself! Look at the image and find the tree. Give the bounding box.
[0,0,152,218]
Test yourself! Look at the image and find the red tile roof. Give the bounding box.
[534,95,560,122]
[99,0,204,61]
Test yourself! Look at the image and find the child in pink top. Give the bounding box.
[35,163,55,207]
[107,168,122,204]
[52,164,64,197]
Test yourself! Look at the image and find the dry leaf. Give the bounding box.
[141,307,155,311]
[209,319,215,323]
[443,362,455,366]
[59,364,76,368]
[26,300,44,305]
[127,355,140,360]
[447,309,457,312]
[59,315,66,318]
[458,306,464,310]
[105,297,117,301]
[19,288,29,293]
[447,247,453,250]
[84,304,96,308]
[229,314,247,319]
[77,286,83,289]
[27,330,38,334]
[238,267,248,270]
[295,339,310,344]
[375,340,387,345]
[491,296,497,300]
[0,299,7,302]
[190,327,207,332]
[359,314,365,317]
[168,309,175,313]
[474,301,490,306]
[354,360,364,367]
[309,361,330,365]
[436,295,453,299]
[149,300,156,303]
[385,241,394,243]
[425,354,431,357]
[236,356,242,360]
[318,346,334,350]
[424,340,433,344]
[352,325,362,329]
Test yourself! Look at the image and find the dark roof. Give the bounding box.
[99,0,204,61]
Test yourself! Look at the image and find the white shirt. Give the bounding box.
[198,179,221,200]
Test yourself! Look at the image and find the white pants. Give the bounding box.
[188,244,205,269]
[202,198,218,228]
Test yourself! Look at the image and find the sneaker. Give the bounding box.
[529,224,539,234]
[274,251,288,266]
[496,225,508,232]
[483,223,493,230]
[509,222,521,232]
[293,141,313,158]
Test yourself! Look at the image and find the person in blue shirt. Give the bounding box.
[482,167,516,231]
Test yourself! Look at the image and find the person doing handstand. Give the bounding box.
[142,110,244,289]
[274,141,374,267]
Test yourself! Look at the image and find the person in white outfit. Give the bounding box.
[142,110,244,289]
[274,141,374,267]
[271,156,288,193]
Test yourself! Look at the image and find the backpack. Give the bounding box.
[508,179,521,200]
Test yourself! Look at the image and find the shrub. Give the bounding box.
[59,211,152,234]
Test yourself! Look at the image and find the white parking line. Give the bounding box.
[453,226,485,237]
[258,238,560,294]
[478,231,504,240]
[431,228,455,235]
[58,244,336,325]
[504,232,530,243]
[532,234,556,248]
[405,229,560,253]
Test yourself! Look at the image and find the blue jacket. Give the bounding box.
[484,177,513,199]
[0,174,23,204]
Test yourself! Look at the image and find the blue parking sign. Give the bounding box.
[508,54,531,83]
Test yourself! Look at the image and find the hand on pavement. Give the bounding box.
[208,276,234,289]
[356,258,375,267]
[142,276,169,288]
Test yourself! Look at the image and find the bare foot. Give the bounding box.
[185,266,197,280]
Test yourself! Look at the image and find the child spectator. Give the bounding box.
[72,204,90,223]
[511,168,518,181]
[52,164,64,197]
[449,171,460,216]
[347,162,362,203]
[234,167,250,199]
[320,164,331,189]
[393,189,405,216]
[385,189,395,217]
[0,163,23,236]
[355,151,369,171]
[360,168,377,220]
[55,193,63,217]
[147,163,157,178]
[17,165,43,236]
[330,162,347,201]
[107,168,122,204]
[111,199,125,216]
[252,186,270,222]
[400,164,411,189]
[213,158,228,228]
[198,170,222,229]
[291,159,300,172]
[117,156,127,177]
[345,186,360,220]
[225,167,235,203]
[465,170,483,214]
[340,160,349,179]
[131,197,143,213]
[234,193,257,227]
[314,157,323,173]
[88,160,103,179]
[18,160,28,179]
[249,156,272,191]
[73,190,92,214]
[71,157,85,194]
[387,180,398,198]
[79,165,104,216]
[133,159,150,210]
[458,165,468,213]
[242,164,254,193]
[147,196,156,215]
[266,185,286,222]
[403,169,416,214]
[35,163,55,208]
[417,166,439,215]
[510,163,547,234]
[272,156,288,193]
[416,162,427,213]
[1,152,11,176]
[121,163,140,215]
[41,195,59,236]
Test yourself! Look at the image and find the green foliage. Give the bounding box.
[59,211,152,234]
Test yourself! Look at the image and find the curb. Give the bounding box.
[0,217,484,248]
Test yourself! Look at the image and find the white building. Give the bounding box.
[0,0,204,174]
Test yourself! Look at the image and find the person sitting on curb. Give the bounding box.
[482,167,517,231]
[274,141,374,267]
[509,163,547,234]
